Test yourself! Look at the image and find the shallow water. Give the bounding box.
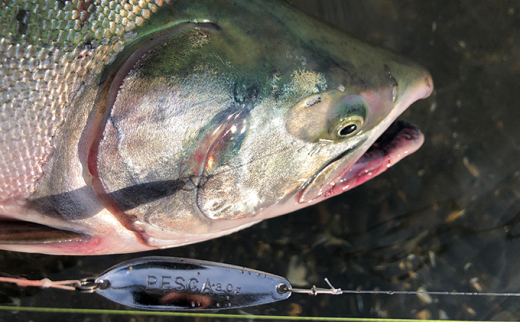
[1,0,520,320]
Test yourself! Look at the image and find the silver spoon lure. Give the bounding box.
[2,256,520,311]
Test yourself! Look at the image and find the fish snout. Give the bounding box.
[393,65,433,116]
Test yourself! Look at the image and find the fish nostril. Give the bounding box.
[425,77,431,89]
[422,74,434,99]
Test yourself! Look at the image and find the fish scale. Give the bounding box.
[0,0,168,201]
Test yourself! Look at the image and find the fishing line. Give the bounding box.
[1,256,519,315]
[290,278,520,298]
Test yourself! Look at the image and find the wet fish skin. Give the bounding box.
[0,0,433,254]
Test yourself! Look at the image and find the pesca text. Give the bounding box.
[146,275,241,295]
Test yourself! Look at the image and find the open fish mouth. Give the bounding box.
[363,120,422,159]
[339,120,424,188]
[298,120,424,203]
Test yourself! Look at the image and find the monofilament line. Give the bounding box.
[340,290,520,297]
[290,278,520,297]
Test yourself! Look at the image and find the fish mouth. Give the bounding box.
[339,120,424,188]
[298,120,424,203]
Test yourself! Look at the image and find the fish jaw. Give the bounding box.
[307,122,425,202]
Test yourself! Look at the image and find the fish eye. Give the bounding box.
[334,115,364,139]
[339,124,357,136]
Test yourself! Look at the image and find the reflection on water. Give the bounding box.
[1,0,520,320]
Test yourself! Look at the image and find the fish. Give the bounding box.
[0,0,433,255]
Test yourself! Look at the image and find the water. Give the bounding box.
[1,0,520,320]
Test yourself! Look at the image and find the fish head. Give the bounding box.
[88,10,433,251]
[0,1,432,255]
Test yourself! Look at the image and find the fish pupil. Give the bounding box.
[339,124,357,136]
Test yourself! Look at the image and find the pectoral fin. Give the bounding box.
[0,222,87,245]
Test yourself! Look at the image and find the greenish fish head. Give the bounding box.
[284,75,431,207]
[87,3,433,249]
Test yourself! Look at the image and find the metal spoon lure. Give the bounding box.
[90,256,293,311]
[2,256,296,311]
[2,256,520,311]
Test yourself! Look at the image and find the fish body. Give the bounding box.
[0,0,432,254]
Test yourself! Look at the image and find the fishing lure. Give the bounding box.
[1,256,519,311]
